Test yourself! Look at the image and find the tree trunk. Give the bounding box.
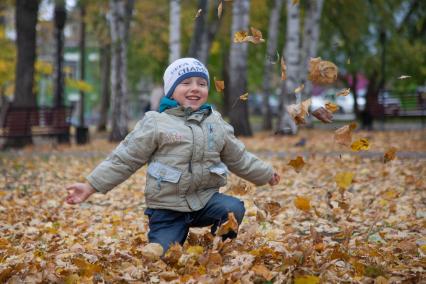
[228,0,251,136]
[262,0,284,130]
[188,0,223,64]
[53,0,66,108]
[79,4,86,127]
[169,0,181,63]
[276,0,300,135]
[97,44,111,132]
[108,0,134,142]
[13,0,39,108]
[6,0,39,148]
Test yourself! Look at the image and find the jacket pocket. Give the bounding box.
[147,162,182,190]
[208,163,228,187]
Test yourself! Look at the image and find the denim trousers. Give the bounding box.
[144,192,245,253]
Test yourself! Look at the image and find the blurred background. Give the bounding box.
[0,0,425,148]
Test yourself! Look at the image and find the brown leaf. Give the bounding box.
[163,243,182,265]
[214,77,225,92]
[308,57,338,84]
[287,98,311,125]
[218,1,223,19]
[252,264,274,281]
[216,212,239,236]
[325,102,339,113]
[141,243,163,260]
[312,107,333,123]
[334,123,357,146]
[281,57,287,80]
[384,147,397,163]
[336,88,351,97]
[288,156,305,173]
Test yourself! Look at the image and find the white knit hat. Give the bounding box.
[163,58,210,98]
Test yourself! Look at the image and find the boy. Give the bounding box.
[66,58,280,254]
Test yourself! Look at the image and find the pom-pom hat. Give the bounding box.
[163,58,210,98]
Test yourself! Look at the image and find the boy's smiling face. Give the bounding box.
[172,77,208,111]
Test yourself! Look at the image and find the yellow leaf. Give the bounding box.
[351,138,370,151]
[233,31,248,43]
[186,245,204,255]
[384,147,397,163]
[214,77,225,92]
[281,57,287,80]
[294,196,311,212]
[336,88,350,97]
[218,2,223,19]
[325,102,339,113]
[294,84,304,93]
[335,172,354,190]
[420,244,426,254]
[288,156,305,173]
[294,275,320,284]
[216,212,239,236]
[239,93,249,101]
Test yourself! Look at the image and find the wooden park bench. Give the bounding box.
[0,106,73,141]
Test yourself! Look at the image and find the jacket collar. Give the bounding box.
[160,97,212,123]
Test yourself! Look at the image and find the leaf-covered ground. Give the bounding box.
[1,129,425,283]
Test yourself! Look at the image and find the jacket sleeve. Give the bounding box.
[86,113,158,193]
[219,118,273,186]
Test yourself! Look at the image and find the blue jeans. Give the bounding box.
[144,192,245,253]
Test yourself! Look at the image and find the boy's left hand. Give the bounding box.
[268,172,280,186]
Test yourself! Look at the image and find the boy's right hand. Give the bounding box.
[65,183,96,205]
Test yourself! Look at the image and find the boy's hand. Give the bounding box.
[65,183,96,205]
[268,172,280,186]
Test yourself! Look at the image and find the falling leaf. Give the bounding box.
[294,196,311,212]
[287,98,311,125]
[195,9,202,18]
[216,212,239,236]
[281,57,287,80]
[351,138,370,151]
[334,123,357,146]
[266,50,280,64]
[312,107,333,123]
[335,172,354,191]
[384,147,397,163]
[294,84,304,93]
[325,102,339,113]
[233,31,248,43]
[397,75,411,80]
[347,58,351,64]
[246,27,265,44]
[288,156,305,173]
[239,93,249,101]
[294,275,320,284]
[308,57,338,85]
[336,88,350,97]
[218,1,223,19]
[292,0,300,5]
[214,77,225,92]
[252,264,274,281]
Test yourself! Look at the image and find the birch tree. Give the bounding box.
[169,0,181,63]
[262,0,284,130]
[108,0,134,141]
[228,0,251,136]
[188,0,223,64]
[53,0,66,108]
[276,0,300,135]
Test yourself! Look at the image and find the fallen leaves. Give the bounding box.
[384,146,397,163]
[141,243,163,260]
[294,196,311,212]
[351,138,370,151]
[335,172,354,192]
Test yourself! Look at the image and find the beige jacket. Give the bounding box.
[87,107,273,212]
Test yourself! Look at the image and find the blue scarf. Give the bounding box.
[158,96,212,113]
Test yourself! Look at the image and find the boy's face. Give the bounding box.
[172,77,208,111]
